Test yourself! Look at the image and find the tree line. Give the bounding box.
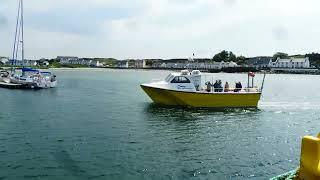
[211,50,320,67]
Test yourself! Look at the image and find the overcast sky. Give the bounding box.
[0,0,320,59]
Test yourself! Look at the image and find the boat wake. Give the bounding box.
[259,101,320,110]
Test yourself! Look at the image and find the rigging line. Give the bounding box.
[12,0,21,65]
[15,12,23,66]
[21,0,24,64]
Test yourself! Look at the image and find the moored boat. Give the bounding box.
[10,68,57,89]
[0,70,10,83]
[0,0,58,90]
[141,70,265,108]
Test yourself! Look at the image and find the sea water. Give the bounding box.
[0,69,319,180]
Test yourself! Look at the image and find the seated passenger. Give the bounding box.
[238,82,242,91]
[205,81,212,92]
[213,80,218,92]
[234,82,242,92]
[224,82,229,92]
[218,80,223,92]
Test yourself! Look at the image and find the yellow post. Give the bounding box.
[299,134,320,180]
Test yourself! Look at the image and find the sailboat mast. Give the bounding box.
[12,0,21,66]
[21,0,24,63]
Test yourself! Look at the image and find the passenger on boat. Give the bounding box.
[234,82,242,92]
[205,81,212,92]
[213,80,218,92]
[224,82,229,92]
[218,80,223,92]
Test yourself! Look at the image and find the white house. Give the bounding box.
[24,60,38,66]
[270,57,310,68]
[0,57,9,64]
[42,61,50,66]
[135,60,147,68]
[246,57,272,69]
[117,60,129,68]
[57,56,79,64]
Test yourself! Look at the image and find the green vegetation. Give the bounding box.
[235,55,247,65]
[49,61,62,68]
[273,52,289,60]
[306,53,320,68]
[211,50,247,65]
[212,50,237,62]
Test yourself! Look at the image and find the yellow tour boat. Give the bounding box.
[141,70,266,108]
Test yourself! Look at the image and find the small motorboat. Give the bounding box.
[141,70,265,108]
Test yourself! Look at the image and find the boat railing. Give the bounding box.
[204,87,261,93]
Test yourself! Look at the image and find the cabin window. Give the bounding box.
[171,76,191,83]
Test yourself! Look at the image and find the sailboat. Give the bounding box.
[7,0,57,89]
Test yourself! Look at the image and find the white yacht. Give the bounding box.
[10,68,57,89]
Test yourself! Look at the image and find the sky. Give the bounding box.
[0,0,320,59]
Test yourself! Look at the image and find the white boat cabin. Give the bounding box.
[163,70,201,92]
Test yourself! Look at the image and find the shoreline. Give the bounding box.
[2,66,320,75]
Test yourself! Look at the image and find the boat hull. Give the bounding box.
[141,85,261,108]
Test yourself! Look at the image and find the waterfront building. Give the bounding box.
[134,60,147,68]
[24,60,38,66]
[116,59,151,68]
[270,57,310,68]
[77,58,102,67]
[117,60,129,68]
[38,58,50,66]
[57,56,102,67]
[151,61,167,68]
[8,59,38,66]
[152,60,238,70]
[57,56,79,64]
[246,56,272,69]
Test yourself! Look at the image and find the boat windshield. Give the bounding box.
[165,74,174,82]
[41,72,52,77]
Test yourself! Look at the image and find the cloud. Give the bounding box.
[273,26,289,41]
[1,0,320,59]
[0,14,8,28]
[23,0,146,36]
